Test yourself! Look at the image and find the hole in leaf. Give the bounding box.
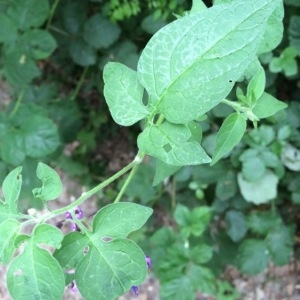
[101,236,112,242]
[142,89,148,106]
[83,246,89,255]
[163,143,172,153]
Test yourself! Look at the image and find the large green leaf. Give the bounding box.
[7,0,49,30]
[138,121,211,166]
[211,113,246,165]
[225,210,247,242]
[103,62,149,126]
[0,167,22,224]
[137,0,281,124]
[7,224,64,300]
[71,203,153,300]
[32,163,63,202]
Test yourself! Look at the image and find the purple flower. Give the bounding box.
[131,286,139,296]
[65,206,84,231]
[68,281,78,293]
[146,256,152,270]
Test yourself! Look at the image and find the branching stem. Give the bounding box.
[46,0,60,30]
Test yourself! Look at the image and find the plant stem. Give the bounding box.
[221,98,243,111]
[22,156,141,226]
[71,67,89,101]
[114,158,142,203]
[46,0,60,30]
[9,89,24,118]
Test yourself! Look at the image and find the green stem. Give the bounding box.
[48,25,69,37]
[9,89,25,118]
[114,155,143,203]
[46,0,60,30]
[22,156,141,227]
[221,98,243,111]
[71,67,88,101]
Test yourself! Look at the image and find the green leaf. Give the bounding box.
[0,13,18,43]
[53,232,89,271]
[266,226,293,266]
[137,0,281,124]
[32,163,63,202]
[216,170,237,200]
[32,224,64,248]
[252,92,287,119]
[190,244,213,264]
[0,167,22,223]
[83,14,120,49]
[246,66,266,104]
[281,144,300,171]
[92,202,153,238]
[138,121,211,166]
[69,39,97,66]
[70,203,152,300]
[211,113,246,165]
[3,50,40,87]
[247,211,282,236]
[225,210,247,242]
[241,156,266,182]
[238,170,278,204]
[153,159,181,186]
[1,131,26,166]
[161,276,195,300]
[7,244,64,300]
[174,204,211,238]
[22,116,60,158]
[7,0,49,30]
[0,219,20,264]
[191,0,207,13]
[103,62,149,126]
[237,239,269,274]
[21,29,57,60]
[289,16,300,55]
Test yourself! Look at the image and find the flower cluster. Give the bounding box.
[65,206,84,231]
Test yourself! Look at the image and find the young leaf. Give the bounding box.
[0,219,20,264]
[103,62,149,126]
[32,163,63,202]
[72,203,153,300]
[138,121,211,166]
[211,113,246,165]
[137,0,281,124]
[7,224,65,300]
[237,170,279,205]
[0,166,22,223]
[252,92,287,119]
[241,156,266,182]
[246,66,266,104]
[237,239,269,275]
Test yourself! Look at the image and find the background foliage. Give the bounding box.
[0,0,300,299]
